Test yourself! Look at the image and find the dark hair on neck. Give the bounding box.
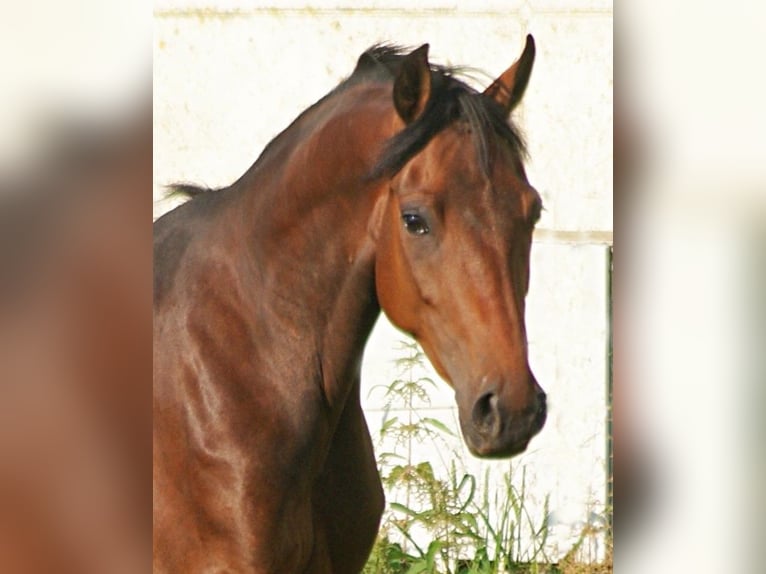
[166,44,528,201]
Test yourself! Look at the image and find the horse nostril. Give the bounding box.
[472,392,499,434]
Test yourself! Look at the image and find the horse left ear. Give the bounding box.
[484,34,536,116]
[393,44,431,124]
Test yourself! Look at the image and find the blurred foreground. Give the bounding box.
[0,2,151,571]
[0,107,152,572]
[616,1,766,572]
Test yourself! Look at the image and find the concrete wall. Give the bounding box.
[154,0,612,561]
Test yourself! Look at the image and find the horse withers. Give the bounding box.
[154,36,545,573]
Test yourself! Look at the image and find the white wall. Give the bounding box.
[154,0,613,561]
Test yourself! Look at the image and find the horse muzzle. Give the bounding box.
[459,386,547,458]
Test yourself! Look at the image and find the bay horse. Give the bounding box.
[154,36,546,573]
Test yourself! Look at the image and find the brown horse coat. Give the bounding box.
[154,38,544,573]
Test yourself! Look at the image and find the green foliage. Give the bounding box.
[363,339,612,574]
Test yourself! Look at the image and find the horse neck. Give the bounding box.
[234,83,395,409]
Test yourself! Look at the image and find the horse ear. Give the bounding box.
[484,34,535,115]
[393,44,431,124]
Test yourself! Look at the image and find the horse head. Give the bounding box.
[374,37,546,457]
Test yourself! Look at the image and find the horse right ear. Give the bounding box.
[393,44,431,124]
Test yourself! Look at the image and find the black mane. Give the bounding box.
[167,44,526,200]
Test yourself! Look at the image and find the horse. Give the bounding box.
[153,36,546,573]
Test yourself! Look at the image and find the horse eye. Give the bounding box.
[402,213,430,236]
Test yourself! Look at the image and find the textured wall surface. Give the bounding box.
[154,0,612,560]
